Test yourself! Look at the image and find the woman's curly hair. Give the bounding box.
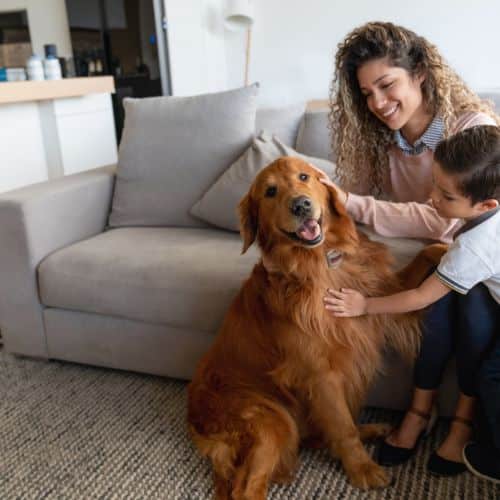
[329,21,500,196]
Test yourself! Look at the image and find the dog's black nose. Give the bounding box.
[291,196,312,217]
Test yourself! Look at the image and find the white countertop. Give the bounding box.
[0,76,115,104]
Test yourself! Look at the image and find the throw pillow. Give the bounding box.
[295,109,334,161]
[108,84,259,228]
[255,102,306,147]
[190,132,338,232]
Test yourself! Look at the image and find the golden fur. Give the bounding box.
[188,157,422,499]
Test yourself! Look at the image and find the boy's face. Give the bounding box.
[430,161,492,220]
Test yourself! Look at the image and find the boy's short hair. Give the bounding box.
[434,125,500,204]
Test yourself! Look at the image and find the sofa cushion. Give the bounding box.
[38,226,428,348]
[38,227,259,333]
[478,91,500,111]
[108,84,259,228]
[189,132,338,231]
[255,102,305,147]
[366,349,459,416]
[295,109,333,161]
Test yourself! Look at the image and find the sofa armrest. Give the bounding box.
[0,165,116,357]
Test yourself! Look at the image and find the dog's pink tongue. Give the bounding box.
[297,219,320,241]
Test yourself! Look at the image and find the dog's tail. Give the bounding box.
[397,243,448,289]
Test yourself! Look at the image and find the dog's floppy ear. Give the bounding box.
[325,183,359,246]
[238,193,258,254]
[326,183,349,217]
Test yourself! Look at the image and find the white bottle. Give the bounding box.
[26,55,45,81]
[43,56,62,80]
[6,68,27,81]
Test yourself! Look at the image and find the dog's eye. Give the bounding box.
[265,186,277,198]
[299,173,309,181]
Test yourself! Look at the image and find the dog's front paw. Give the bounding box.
[347,460,391,489]
[358,423,393,441]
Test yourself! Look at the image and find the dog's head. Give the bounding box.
[239,157,358,256]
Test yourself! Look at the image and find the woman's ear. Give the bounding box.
[416,69,426,85]
[238,193,258,254]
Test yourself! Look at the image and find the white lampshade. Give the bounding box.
[224,0,255,31]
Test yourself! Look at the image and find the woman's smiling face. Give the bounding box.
[356,57,427,135]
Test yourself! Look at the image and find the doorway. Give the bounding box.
[65,0,171,141]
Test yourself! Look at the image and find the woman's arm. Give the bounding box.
[324,274,451,316]
[314,169,459,243]
[346,194,460,243]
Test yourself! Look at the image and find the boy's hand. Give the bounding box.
[324,288,367,317]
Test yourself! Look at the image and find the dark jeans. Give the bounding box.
[476,331,500,453]
[414,284,498,397]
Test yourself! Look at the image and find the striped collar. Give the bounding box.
[453,206,500,240]
[394,116,444,156]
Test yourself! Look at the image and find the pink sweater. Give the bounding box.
[346,112,497,243]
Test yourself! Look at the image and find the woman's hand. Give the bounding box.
[307,163,348,205]
[323,288,367,317]
[320,178,348,205]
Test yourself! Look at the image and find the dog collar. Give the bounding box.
[326,249,343,268]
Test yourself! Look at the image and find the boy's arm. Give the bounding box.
[325,274,451,317]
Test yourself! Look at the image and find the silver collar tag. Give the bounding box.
[326,249,343,268]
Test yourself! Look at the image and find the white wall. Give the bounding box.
[225,0,500,107]
[0,0,72,59]
[4,0,498,106]
[164,0,227,96]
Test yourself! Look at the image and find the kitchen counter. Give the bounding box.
[0,76,115,104]
[0,76,117,193]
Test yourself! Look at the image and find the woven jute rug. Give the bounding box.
[1,349,499,500]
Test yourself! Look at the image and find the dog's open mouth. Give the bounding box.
[282,216,323,246]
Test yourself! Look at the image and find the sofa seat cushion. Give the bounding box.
[38,227,428,336]
[38,227,259,333]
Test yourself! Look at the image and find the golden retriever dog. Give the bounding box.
[398,243,449,289]
[188,157,422,499]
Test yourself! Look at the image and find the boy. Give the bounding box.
[325,125,500,482]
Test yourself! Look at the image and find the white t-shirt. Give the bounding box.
[436,208,500,304]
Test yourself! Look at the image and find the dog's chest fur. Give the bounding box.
[258,257,385,397]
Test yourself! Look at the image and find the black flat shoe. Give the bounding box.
[377,405,438,467]
[427,451,466,476]
[377,439,419,466]
[427,416,472,477]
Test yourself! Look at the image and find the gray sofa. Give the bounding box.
[1,87,498,416]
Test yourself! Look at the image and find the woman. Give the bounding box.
[322,21,499,476]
